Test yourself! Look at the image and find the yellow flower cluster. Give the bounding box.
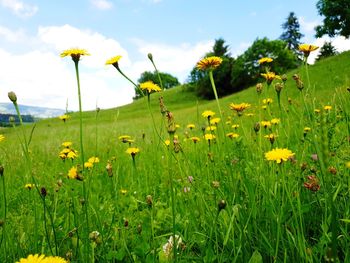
[140,81,161,93]
[265,148,295,164]
[196,56,223,71]
[59,141,78,160]
[16,254,68,263]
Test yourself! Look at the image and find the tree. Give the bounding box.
[231,38,298,90]
[315,0,350,38]
[280,12,304,54]
[188,38,235,99]
[135,71,180,99]
[316,41,338,61]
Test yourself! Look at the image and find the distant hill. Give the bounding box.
[0,103,65,118]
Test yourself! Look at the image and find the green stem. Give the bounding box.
[0,174,6,257]
[42,197,54,255]
[150,59,164,90]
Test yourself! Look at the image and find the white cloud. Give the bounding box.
[299,16,320,37]
[0,0,38,17]
[0,24,213,111]
[90,0,113,10]
[308,36,350,63]
[0,25,25,42]
[132,39,213,82]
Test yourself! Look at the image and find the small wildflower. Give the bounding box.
[261,72,280,85]
[62,141,72,148]
[345,161,350,169]
[264,133,277,144]
[84,162,93,169]
[314,109,321,114]
[218,199,227,211]
[206,126,217,131]
[60,48,90,63]
[162,235,184,258]
[231,124,239,129]
[187,124,195,129]
[204,134,216,141]
[202,110,215,119]
[59,114,70,122]
[105,55,122,68]
[229,103,251,115]
[126,147,140,156]
[261,121,271,129]
[324,105,332,111]
[212,180,220,188]
[88,156,100,164]
[164,139,171,147]
[245,113,254,117]
[226,132,239,139]
[265,148,295,164]
[188,176,194,183]
[0,135,5,142]
[139,81,161,93]
[196,56,222,71]
[118,135,132,143]
[25,183,35,190]
[311,154,318,161]
[120,189,127,195]
[256,83,263,94]
[263,98,273,105]
[328,166,337,175]
[298,44,319,58]
[271,118,280,125]
[304,127,311,134]
[210,117,221,125]
[258,57,273,64]
[68,166,81,180]
[190,137,200,143]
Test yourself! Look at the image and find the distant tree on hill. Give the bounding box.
[135,71,180,99]
[315,0,350,38]
[280,12,304,56]
[316,41,338,61]
[189,38,235,99]
[231,37,298,90]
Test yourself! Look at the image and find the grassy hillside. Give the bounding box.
[1,51,350,262]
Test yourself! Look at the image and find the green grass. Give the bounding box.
[1,51,350,262]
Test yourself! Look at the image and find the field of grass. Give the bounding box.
[1,51,350,262]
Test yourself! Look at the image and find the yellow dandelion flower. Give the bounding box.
[304,127,311,133]
[0,134,5,142]
[120,189,127,195]
[204,134,216,141]
[263,98,273,105]
[196,56,223,71]
[346,162,350,169]
[139,81,161,93]
[119,135,132,143]
[24,183,35,190]
[265,148,295,164]
[187,124,195,129]
[190,137,200,143]
[60,48,90,62]
[231,124,239,129]
[62,141,72,148]
[262,105,267,110]
[271,118,280,125]
[324,105,332,111]
[126,147,140,156]
[226,132,239,139]
[202,110,215,119]
[298,44,319,57]
[261,72,280,85]
[164,139,171,146]
[258,57,273,64]
[105,55,122,66]
[16,254,46,263]
[67,151,78,160]
[210,117,221,125]
[245,113,254,117]
[68,166,78,179]
[58,114,70,122]
[84,162,93,169]
[88,156,100,164]
[264,133,277,144]
[261,121,271,129]
[314,109,321,113]
[42,256,68,263]
[175,124,181,129]
[206,126,217,131]
[229,103,251,113]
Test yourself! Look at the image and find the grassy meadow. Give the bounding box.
[1,51,350,262]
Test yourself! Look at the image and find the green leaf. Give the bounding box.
[248,250,263,263]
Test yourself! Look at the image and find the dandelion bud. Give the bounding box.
[0,165,4,177]
[40,187,47,198]
[124,219,129,228]
[218,199,226,211]
[274,82,283,93]
[159,96,167,116]
[8,91,17,103]
[212,180,220,188]
[65,251,73,261]
[137,224,142,234]
[281,74,287,83]
[292,74,300,81]
[254,122,260,133]
[89,230,100,242]
[166,111,176,134]
[106,161,113,177]
[146,195,153,206]
[256,83,263,94]
[300,162,308,171]
[0,219,4,227]
[296,79,304,91]
[80,198,86,205]
[147,53,153,61]
[328,166,337,175]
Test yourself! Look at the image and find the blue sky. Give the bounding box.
[0,0,348,111]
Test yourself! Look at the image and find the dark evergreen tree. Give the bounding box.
[280,12,304,55]
[316,41,338,61]
[316,0,350,38]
